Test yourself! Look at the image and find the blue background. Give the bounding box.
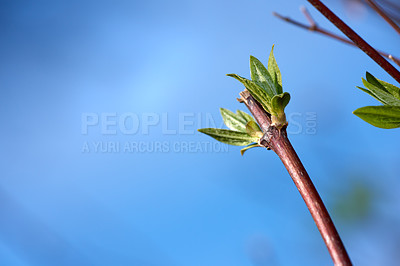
[1,0,400,265]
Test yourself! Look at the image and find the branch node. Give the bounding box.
[259,129,272,149]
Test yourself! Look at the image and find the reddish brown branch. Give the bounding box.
[380,0,400,13]
[306,0,400,84]
[273,10,400,67]
[376,1,400,25]
[239,90,352,266]
[301,6,317,28]
[365,0,400,35]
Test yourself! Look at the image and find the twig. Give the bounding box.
[385,11,400,24]
[377,2,400,24]
[301,6,317,28]
[273,10,400,67]
[306,0,400,84]
[381,0,400,9]
[239,90,352,266]
[377,0,400,16]
[365,0,400,35]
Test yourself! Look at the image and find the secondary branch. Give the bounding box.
[273,9,400,67]
[307,0,400,84]
[365,0,400,35]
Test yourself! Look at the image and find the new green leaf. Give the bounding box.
[227,46,290,128]
[353,106,400,129]
[365,72,388,93]
[249,56,277,97]
[236,110,255,123]
[376,78,400,100]
[227,73,272,113]
[360,78,400,106]
[198,128,259,146]
[240,143,262,156]
[220,108,247,132]
[271,92,291,115]
[356,86,380,102]
[245,121,263,138]
[268,45,282,94]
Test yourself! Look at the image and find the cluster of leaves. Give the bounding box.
[353,72,400,129]
[198,46,291,154]
[227,45,290,127]
[198,108,263,155]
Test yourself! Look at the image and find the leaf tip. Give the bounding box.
[249,55,258,66]
[249,55,256,60]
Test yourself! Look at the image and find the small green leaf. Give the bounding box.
[376,78,400,100]
[245,121,263,138]
[271,92,291,115]
[361,78,400,106]
[236,110,255,123]
[220,108,247,132]
[358,72,400,103]
[198,128,259,146]
[353,106,400,129]
[268,45,282,94]
[249,55,277,97]
[227,73,272,113]
[356,86,380,102]
[240,143,262,156]
[365,72,389,93]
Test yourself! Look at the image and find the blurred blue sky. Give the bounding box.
[1,0,400,265]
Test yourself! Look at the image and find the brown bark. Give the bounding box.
[306,0,400,84]
[240,90,352,266]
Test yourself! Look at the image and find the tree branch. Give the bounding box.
[273,9,400,67]
[239,90,352,266]
[306,0,400,84]
[365,0,400,35]
[380,0,400,13]
[376,2,400,24]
